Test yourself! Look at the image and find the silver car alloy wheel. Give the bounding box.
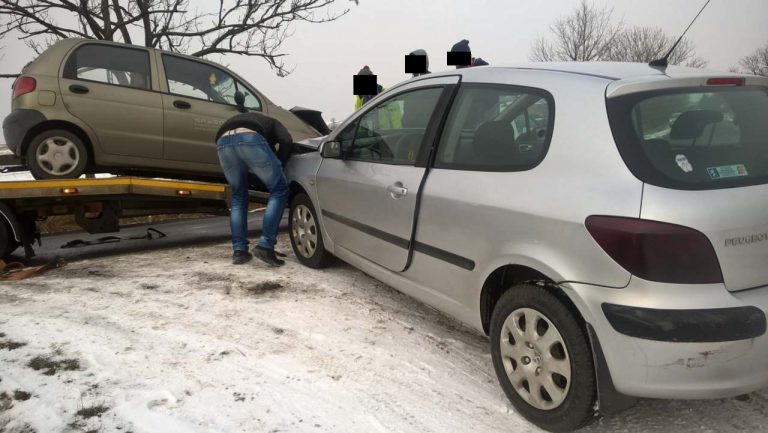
[500,307,572,410]
[292,204,318,258]
[36,137,80,176]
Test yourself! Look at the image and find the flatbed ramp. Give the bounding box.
[0,177,267,258]
[0,177,229,199]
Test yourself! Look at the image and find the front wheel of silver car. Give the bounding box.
[26,129,89,180]
[490,284,596,432]
[289,193,334,269]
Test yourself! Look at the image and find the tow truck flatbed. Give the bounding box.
[0,177,266,259]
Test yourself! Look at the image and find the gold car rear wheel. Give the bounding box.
[26,129,89,180]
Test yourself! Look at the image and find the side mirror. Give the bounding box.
[234,91,247,113]
[321,140,343,159]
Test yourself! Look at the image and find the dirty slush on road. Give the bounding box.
[1,236,767,433]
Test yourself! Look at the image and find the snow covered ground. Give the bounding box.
[1,236,768,433]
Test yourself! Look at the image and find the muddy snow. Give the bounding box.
[1,236,767,433]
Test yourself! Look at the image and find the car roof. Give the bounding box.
[503,62,742,80]
[418,62,745,82]
[40,38,279,105]
[54,37,213,64]
[394,62,767,99]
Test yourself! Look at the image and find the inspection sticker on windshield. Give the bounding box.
[675,154,693,173]
[706,164,748,179]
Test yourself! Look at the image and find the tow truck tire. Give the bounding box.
[0,219,18,258]
[490,284,597,432]
[26,129,88,180]
[289,193,334,269]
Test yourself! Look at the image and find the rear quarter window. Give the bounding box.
[63,44,151,90]
[607,86,768,190]
[434,84,554,172]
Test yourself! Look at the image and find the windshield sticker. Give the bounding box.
[706,164,748,179]
[675,154,693,173]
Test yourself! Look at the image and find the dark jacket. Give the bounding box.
[215,112,294,164]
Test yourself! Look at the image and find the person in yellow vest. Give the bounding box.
[354,66,402,129]
[354,66,383,110]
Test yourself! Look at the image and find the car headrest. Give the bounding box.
[472,121,516,162]
[670,110,724,140]
[402,95,436,128]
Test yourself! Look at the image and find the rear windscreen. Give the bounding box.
[607,86,768,190]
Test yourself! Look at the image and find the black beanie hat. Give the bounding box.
[451,39,470,52]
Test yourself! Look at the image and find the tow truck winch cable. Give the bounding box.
[60,228,167,249]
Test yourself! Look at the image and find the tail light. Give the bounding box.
[585,216,723,284]
[12,76,36,98]
[706,77,744,86]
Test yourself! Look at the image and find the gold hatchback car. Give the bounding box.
[2,38,325,180]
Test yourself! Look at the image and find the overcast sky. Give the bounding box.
[1,0,767,129]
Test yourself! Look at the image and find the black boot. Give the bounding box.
[253,246,285,267]
[232,250,253,265]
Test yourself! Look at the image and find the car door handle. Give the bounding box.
[173,100,192,109]
[387,183,407,199]
[69,84,89,94]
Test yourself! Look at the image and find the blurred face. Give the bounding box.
[455,57,475,69]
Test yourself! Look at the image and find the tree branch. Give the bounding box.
[0,0,358,76]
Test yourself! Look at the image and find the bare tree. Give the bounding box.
[0,0,358,76]
[605,26,707,68]
[529,0,622,61]
[736,41,768,76]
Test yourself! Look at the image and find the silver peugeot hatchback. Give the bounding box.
[285,63,768,431]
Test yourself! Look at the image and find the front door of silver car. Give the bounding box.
[315,77,457,271]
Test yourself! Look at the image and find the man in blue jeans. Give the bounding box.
[215,112,294,266]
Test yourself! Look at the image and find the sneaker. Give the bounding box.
[253,246,285,267]
[232,250,253,265]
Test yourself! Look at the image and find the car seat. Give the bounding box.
[471,121,518,167]
[670,110,724,145]
[130,73,148,90]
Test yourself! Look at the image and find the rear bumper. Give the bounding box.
[570,279,768,399]
[602,303,766,342]
[2,109,46,156]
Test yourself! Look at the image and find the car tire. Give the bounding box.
[490,284,596,432]
[289,193,334,268]
[0,219,18,258]
[26,129,89,179]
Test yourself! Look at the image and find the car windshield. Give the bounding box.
[608,86,768,190]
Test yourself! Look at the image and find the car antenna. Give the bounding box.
[649,0,711,69]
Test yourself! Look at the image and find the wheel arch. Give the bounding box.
[480,262,636,415]
[20,120,96,165]
[288,180,308,202]
[0,201,33,258]
[479,264,586,336]
[0,202,22,243]
[287,179,335,254]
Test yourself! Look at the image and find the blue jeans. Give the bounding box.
[216,132,288,252]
